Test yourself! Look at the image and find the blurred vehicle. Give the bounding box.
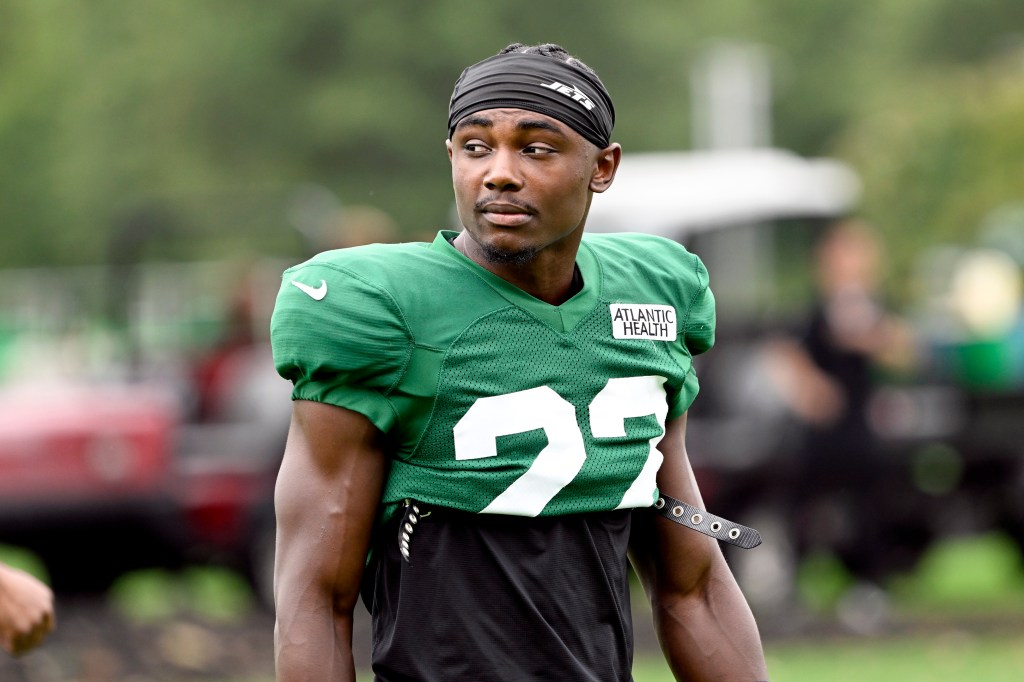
[0,376,285,608]
[0,194,391,610]
[0,383,181,593]
[0,259,291,610]
[588,148,1024,619]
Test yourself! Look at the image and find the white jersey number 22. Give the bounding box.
[453,375,669,516]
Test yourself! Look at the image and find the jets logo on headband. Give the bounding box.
[448,52,615,148]
[540,81,596,111]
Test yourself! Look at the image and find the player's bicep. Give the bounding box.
[274,400,387,612]
[629,412,720,599]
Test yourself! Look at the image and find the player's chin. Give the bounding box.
[477,235,539,266]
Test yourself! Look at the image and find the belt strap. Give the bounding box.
[653,494,762,549]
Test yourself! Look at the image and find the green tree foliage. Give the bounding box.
[837,54,1024,293]
[0,0,1021,267]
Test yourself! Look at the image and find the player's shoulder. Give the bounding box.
[582,232,708,287]
[273,243,436,343]
[583,231,698,264]
[284,241,444,286]
[271,243,428,398]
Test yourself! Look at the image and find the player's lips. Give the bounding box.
[479,202,533,227]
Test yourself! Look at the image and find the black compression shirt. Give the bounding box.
[361,504,636,681]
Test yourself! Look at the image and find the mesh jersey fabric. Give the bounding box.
[271,230,715,518]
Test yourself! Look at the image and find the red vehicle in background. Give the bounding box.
[0,255,291,610]
[0,383,182,593]
[0,375,284,608]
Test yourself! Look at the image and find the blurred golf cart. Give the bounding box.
[590,148,1024,626]
[588,148,939,618]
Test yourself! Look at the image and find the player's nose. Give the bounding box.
[483,148,523,192]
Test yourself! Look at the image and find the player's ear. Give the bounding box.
[589,143,621,194]
[446,139,454,162]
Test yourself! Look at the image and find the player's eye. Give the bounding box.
[462,142,490,154]
[523,145,555,156]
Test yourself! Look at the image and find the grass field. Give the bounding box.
[632,631,1024,682]
[289,628,1024,682]
[5,532,1024,681]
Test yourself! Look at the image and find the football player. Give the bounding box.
[272,42,769,681]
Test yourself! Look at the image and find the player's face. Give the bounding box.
[447,108,619,268]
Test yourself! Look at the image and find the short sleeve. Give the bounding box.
[270,260,411,433]
[667,251,717,420]
[682,255,716,356]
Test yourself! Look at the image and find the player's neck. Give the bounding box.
[452,234,582,306]
[505,261,582,306]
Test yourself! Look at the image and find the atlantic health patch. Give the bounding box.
[609,303,676,341]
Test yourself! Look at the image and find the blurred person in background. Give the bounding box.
[271,42,768,681]
[766,219,916,624]
[0,562,54,656]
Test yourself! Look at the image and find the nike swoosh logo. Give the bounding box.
[291,279,328,301]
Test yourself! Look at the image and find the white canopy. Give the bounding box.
[586,148,861,239]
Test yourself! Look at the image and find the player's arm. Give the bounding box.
[629,412,769,681]
[0,562,55,656]
[274,399,388,682]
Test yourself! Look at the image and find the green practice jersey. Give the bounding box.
[271,230,715,518]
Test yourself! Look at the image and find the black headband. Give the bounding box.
[447,52,615,149]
